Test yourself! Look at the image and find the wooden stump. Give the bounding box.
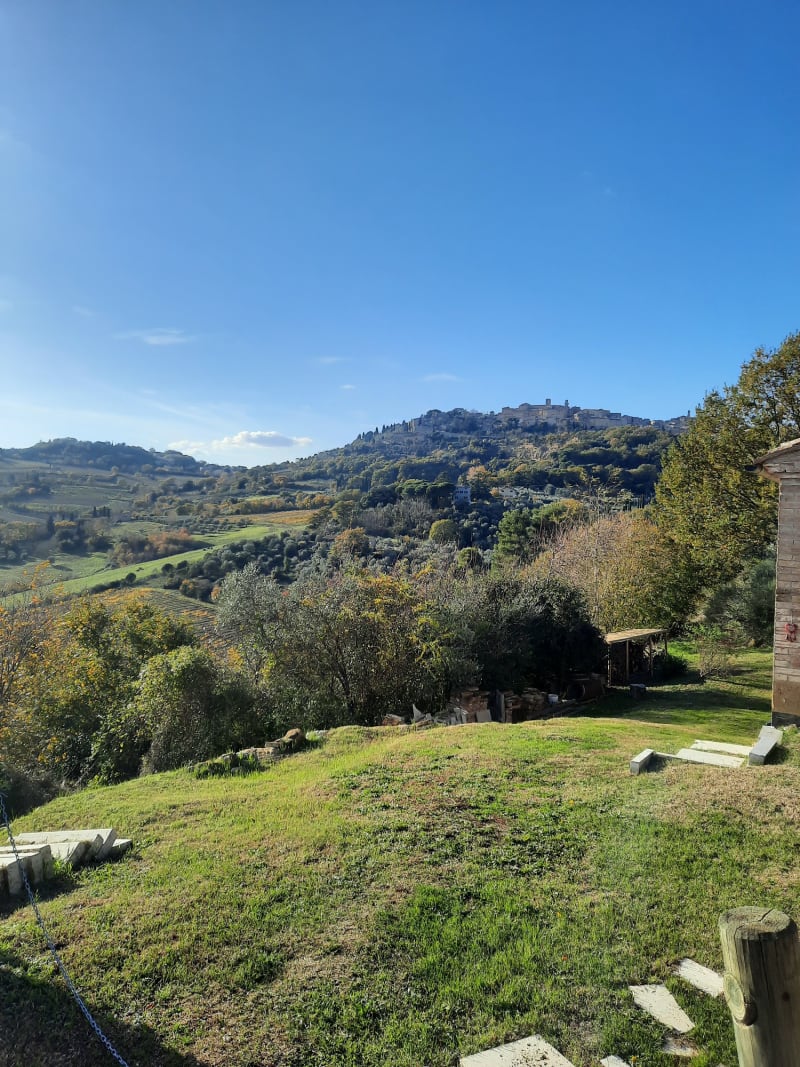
[719,907,800,1067]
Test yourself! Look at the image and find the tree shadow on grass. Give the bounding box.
[0,943,204,1067]
[587,678,771,719]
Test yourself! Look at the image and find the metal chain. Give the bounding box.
[0,792,131,1067]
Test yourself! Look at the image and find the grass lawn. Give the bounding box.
[2,648,797,1066]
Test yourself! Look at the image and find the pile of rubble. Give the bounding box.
[194,728,308,777]
[381,686,584,729]
[0,827,131,897]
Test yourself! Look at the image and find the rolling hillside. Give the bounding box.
[0,406,687,606]
[1,648,795,1067]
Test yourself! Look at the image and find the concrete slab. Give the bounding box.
[46,840,90,869]
[673,749,744,769]
[16,831,107,860]
[629,984,694,1033]
[460,1035,575,1066]
[630,748,655,775]
[749,726,783,765]
[0,844,54,879]
[691,740,752,757]
[674,958,724,998]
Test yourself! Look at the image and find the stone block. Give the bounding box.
[630,748,655,775]
[15,828,115,861]
[0,856,23,895]
[108,839,133,860]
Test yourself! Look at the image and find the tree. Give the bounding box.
[330,527,370,559]
[429,518,458,544]
[655,332,800,585]
[533,512,692,632]
[216,564,464,728]
[134,647,220,772]
[454,569,604,692]
[493,500,585,566]
[0,594,49,728]
[1,595,198,783]
[702,551,776,645]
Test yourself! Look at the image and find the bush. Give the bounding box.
[194,752,263,778]
[657,652,688,679]
[0,764,54,818]
[694,626,735,680]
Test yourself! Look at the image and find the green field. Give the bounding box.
[1,648,795,1066]
[1,519,309,601]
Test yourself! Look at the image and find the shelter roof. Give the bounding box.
[604,627,666,645]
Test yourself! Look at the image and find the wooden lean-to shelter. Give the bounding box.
[604,627,667,685]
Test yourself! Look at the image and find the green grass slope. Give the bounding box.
[2,651,797,1067]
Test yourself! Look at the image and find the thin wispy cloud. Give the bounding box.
[116,328,194,346]
[72,304,96,318]
[0,299,12,313]
[314,356,349,365]
[340,384,356,391]
[421,372,463,383]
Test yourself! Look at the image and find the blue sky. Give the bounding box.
[2,1,799,466]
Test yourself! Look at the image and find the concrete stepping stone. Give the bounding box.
[601,1057,631,1067]
[460,1035,575,1066]
[46,840,92,869]
[0,845,53,884]
[673,749,744,769]
[674,958,724,997]
[690,740,751,757]
[629,984,694,1033]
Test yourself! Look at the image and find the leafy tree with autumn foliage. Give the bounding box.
[0,595,48,725]
[533,511,693,633]
[2,596,197,783]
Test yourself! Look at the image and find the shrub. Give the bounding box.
[694,626,735,680]
[657,652,688,679]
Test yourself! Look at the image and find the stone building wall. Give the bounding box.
[772,472,800,723]
[756,440,800,725]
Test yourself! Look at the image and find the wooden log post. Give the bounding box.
[719,907,800,1067]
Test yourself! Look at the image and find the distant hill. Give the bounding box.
[0,403,691,602]
[236,402,691,500]
[0,438,222,475]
